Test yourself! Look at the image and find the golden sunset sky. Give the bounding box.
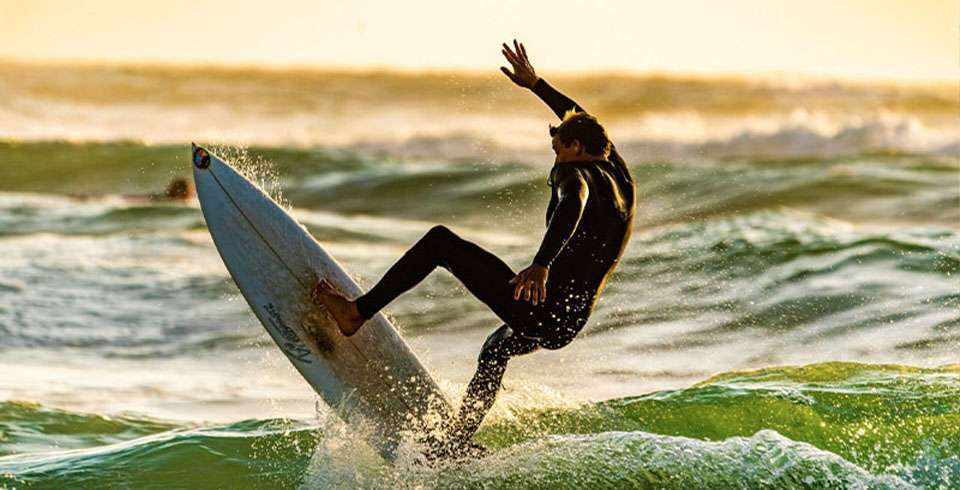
[2,0,957,81]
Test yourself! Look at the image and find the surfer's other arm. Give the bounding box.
[510,167,588,305]
[533,168,588,269]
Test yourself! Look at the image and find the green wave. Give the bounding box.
[477,363,960,474]
[2,362,958,488]
[0,416,316,489]
[0,401,181,457]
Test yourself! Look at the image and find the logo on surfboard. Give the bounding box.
[264,302,312,364]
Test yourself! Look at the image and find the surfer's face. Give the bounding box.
[552,133,583,163]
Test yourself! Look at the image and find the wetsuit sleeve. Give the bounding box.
[531,79,632,183]
[533,168,589,268]
[531,78,584,119]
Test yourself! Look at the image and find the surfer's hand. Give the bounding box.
[500,39,538,89]
[509,264,548,305]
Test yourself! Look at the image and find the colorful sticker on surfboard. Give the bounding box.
[192,144,211,169]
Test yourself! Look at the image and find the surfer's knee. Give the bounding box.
[424,225,461,264]
[413,225,455,261]
[478,324,540,366]
[427,225,455,241]
[478,325,514,364]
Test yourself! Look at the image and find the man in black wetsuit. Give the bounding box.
[314,40,636,454]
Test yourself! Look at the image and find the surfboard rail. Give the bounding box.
[191,144,452,459]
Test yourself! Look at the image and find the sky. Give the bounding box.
[1,0,957,81]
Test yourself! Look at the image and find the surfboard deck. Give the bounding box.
[191,144,452,460]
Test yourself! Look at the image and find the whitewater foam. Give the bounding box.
[2,63,956,160]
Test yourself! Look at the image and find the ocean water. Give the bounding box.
[0,62,957,488]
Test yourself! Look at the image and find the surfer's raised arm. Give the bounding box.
[500,40,584,118]
[501,39,638,188]
[500,40,631,179]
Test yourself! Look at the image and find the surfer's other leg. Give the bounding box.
[447,325,539,447]
[355,225,517,320]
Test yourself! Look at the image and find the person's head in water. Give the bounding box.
[163,177,194,200]
[550,110,611,163]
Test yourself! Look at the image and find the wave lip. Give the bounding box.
[349,112,960,162]
[435,430,911,489]
[1,63,957,160]
[619,112,959,160]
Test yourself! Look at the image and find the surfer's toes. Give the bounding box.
[312,281,365,336]
[311,279,335,303]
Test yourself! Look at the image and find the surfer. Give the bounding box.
[123,177,194,202]
[72,176,194,203]
[313,39,636,456]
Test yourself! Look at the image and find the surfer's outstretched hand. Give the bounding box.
[509,264,548,305]
[500,39,539,89]
[311,279,366,336]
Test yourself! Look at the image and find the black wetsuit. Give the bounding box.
[354,78,636,447]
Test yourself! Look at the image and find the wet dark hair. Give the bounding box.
[549,110,611,157]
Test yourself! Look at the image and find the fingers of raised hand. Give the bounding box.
[502,43,519,64]
[500,66,520,84]
[513,39,531,63]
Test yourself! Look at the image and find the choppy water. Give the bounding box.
[2,364,958,488]
[0,63,957,488]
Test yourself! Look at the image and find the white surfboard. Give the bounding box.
[191,144,451,459]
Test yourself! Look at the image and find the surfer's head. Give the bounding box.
[550,111,611,162]
[164,177,194,200]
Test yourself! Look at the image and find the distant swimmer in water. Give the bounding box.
[313,39,636,458]
[119,176,194,203]
[158,177,194,201]
[71,176,193,203]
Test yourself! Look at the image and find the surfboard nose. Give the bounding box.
[192,143,211,170]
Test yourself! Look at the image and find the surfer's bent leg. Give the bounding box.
[355,225,517,320]
[448,325,539,445]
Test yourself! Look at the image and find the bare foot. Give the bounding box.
[311,279,366,336]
